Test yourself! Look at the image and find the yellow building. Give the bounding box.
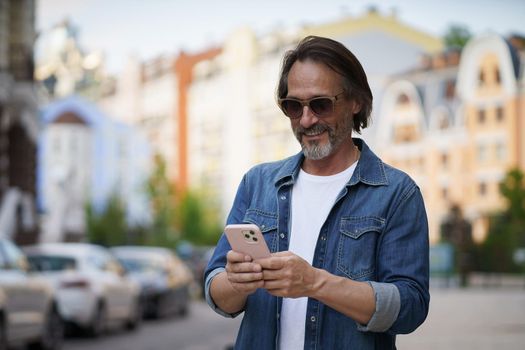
[377,33,525,243]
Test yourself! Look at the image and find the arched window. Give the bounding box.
[397,93,410,105]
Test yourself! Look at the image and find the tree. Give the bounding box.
[178,190,222,246]
[145,154,224,247]
[86,194,127,246]
[444,24,472,49]
[480,168,525,273]
[146,154,180,247]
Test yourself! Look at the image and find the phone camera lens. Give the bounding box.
[252,237,258,242]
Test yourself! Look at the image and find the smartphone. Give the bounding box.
[224,224,271,260]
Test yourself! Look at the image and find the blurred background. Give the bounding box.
[0,0,524,349]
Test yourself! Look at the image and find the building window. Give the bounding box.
[496,142,506,161]
[478,109,486,124]
[438,112,450,130]
[496,106,504,122]
[477,144,488,163]
[495,67,501,84]
[397,93,410,105]
[442,187,448,200]
[441,153,448,169]
[478,182,487,196]
[393,124,418,143]
[445,80,456,100]
[478,70,485,85]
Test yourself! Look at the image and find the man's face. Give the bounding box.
[286,59,359,160]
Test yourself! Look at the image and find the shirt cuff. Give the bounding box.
[205,267,243,318]
[357,281,400,332]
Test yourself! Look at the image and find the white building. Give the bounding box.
[38,96,152,242]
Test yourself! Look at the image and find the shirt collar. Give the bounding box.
[274,138,388,187]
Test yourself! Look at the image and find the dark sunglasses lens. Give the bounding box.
[310,98,333,116]
[281,100,303,118]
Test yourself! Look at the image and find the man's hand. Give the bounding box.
[258,251,319,298]
[225,250,264,295]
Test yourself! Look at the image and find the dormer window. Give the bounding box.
[495,67,501,84]
[397,93,410,105]
[478,70,485,85]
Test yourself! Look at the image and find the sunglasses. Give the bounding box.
[278,91,346,119]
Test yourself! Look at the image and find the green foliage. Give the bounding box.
[84,154,223,249]
[444,24,472,49]
[178,190,223,246]
[145,154,180,248]
[480,168,525,273]
[86,194,127,247]
[145,154,222,248]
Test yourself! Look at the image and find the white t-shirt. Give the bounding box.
[279,162,357,350]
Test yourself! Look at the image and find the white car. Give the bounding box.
[111,246,193,318]
[23,243,141,337]
[0,238,63,349]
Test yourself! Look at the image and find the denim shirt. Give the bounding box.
[205,138,429,350]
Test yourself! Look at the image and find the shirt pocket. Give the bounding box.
[336,216,384,280]
[243,209,278,253]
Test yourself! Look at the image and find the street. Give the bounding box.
[64,288,525,350]
[397,287,525,350]
[66,300,241,350]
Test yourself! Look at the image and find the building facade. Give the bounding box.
[0,0,39,244]
[38,96,151,242]
[377,33,524,242]
[186,10,444,218]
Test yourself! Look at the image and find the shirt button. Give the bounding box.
[321,236,326,241]
[280,233,285,239]
[280,195,286,200]
[310,316,316,322]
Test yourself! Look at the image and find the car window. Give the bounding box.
[27,255,77,271]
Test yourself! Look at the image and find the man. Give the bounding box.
[205,36,429,349]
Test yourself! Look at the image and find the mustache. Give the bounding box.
[294,124,331,136]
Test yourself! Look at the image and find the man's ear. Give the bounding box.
[352,100,362,115]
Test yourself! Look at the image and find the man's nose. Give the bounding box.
[299,106,319,127]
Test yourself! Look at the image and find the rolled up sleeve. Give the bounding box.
[357,281,400,332]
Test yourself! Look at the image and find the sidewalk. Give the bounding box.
[397,287,525,350]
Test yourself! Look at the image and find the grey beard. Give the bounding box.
[294,124,340,160]
[302,140,333,160]
[294,112,354,160]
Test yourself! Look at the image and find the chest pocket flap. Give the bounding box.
[337,216,385,280]
[340,216,385,239]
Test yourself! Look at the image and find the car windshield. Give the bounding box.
[119,257,165,273]
[28,255,77,271]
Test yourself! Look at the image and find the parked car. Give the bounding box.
[111,246,193,318]
[23,243,141,337]
[176,243,215,298]
[0,238,63,349]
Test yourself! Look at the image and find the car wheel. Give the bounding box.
[28,306,64,350]
[125,299,142,331]
[178,286,190,317]
[86,303,106,337]
[0,315,7,350]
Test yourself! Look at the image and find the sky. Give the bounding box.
[36,0,525,74]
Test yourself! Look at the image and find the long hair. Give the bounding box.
[277,36,373,133]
